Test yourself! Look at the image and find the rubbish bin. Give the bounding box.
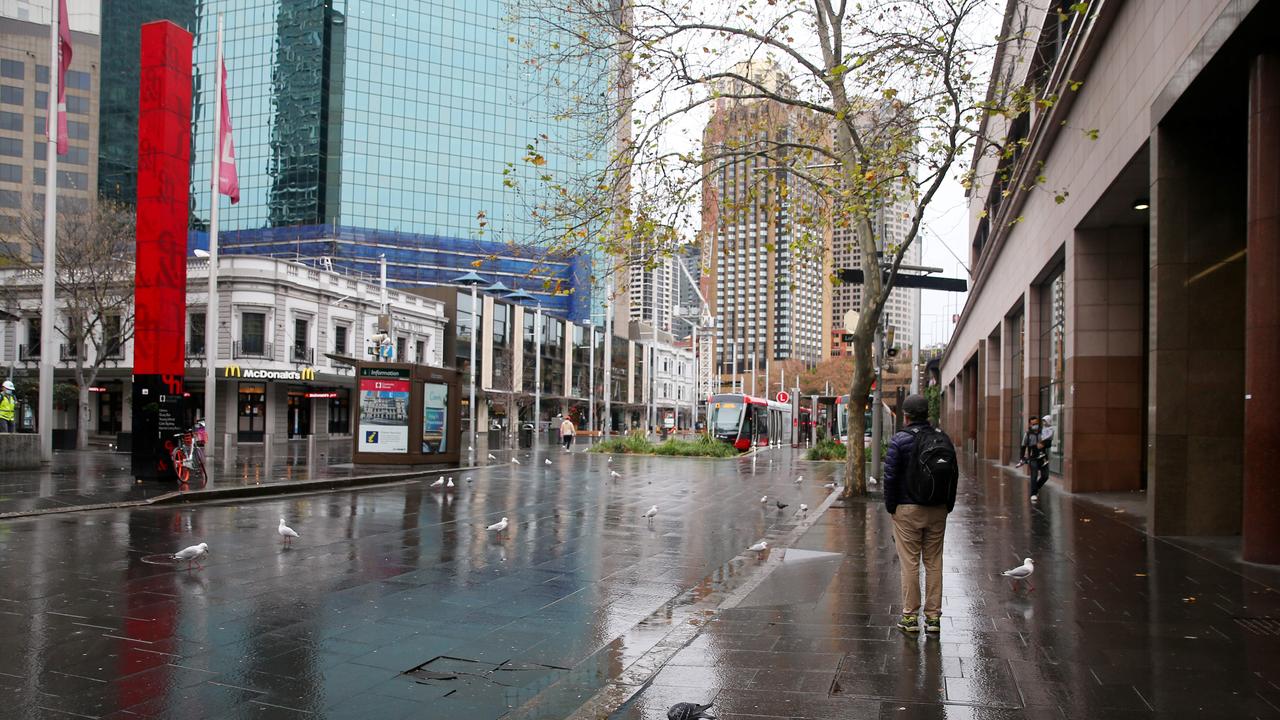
[488,427,503,449]
[518,423,534,449]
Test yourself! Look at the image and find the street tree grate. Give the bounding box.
[404,655,569,697]
[1233,617,1280,637]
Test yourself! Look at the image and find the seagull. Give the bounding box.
[608,456,613,463]
[799,504,808,513]
[430,477,445,488]
[1002,558,1035,591]
[749,540,768,552]
[643,505,658,524]
[823,482,837,490]
[610,470,622,478]
[446,478,455,488]
[545,458,553,465]
[173,542,209,570]
[511,457,521,465]
[794,475,803,484]
[667,701,715,720]
[488,453,497,460]
[488,517,509,534]
[775,500,789,510]
[760,495,768,504]
[278,518,300,546]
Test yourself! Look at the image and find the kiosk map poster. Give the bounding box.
[358,368,410,453]
[422,382,448,453]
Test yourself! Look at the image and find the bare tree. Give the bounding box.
[508,0,1088,495]
[2,200,136,449]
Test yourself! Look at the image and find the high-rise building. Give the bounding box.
[702,60,831,384]
[97,1,612,321]
[0,10,99,254]
[671,243,702,338]
[627,251,674,334]
[829,201,920,356]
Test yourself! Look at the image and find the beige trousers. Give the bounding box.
[891,504,948,618]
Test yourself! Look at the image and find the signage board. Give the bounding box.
[222,365,316,381]
[776,391,790,404]
[357,367,410,453]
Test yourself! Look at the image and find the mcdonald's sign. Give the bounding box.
[219,365,317,382]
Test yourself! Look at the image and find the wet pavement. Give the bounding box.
[3,448,1279,719]
[0,435,539,517]
[610,459,1280,720]
[0,444,833,719]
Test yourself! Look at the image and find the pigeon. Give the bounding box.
[760,495,768,503]
[488,517,509,533]
[643,505,658,523]
[278,518,300,545]
[1002,558,1035,590]
[488,453,497,460]
[430,477,445,488]
[799,503,808,513]
[511,457,521,465]
[794,475,804,484]
[446,478,455,488]
[173,542,209,570]
[775,500,788,510]
[667,701,715,720]
[545,458,553,465]
[749,540,768,552]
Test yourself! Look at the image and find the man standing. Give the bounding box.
[0,380,16,433]
[883,394,958,634]
[559,415,576,450]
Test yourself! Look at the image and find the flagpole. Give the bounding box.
[204,14,222,471]
[37,0,60,462]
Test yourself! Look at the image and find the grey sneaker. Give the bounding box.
[897,613,920,632]
[925,616,941,633]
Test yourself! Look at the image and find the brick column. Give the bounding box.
[1243,54,1280,563]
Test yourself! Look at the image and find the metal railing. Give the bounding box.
[233,340,272,359]
[185,341,206,358]
[59,343,80,361]
[101,341,125,360]
[18,343,37,361]
[291,346,314,364]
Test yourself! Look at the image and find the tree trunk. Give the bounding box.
[841,323,876,498]
[77,385,90,450]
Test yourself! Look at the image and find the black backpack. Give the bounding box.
[905,425,959,507]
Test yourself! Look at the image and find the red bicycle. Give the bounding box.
[171,421,208,489]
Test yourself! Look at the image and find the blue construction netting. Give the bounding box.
[189,224,591,321]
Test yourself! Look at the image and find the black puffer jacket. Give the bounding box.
[883,420,932,515]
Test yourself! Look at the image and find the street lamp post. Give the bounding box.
[506,289,538,436]
[584,319,595,437]
[484,281,513,443]
[452,271,486,462]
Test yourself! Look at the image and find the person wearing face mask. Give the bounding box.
[1020,415,1053,501]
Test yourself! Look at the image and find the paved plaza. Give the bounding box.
[0,447,1277,719]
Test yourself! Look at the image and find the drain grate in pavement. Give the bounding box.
[404,656,569,697]
[1233,617,1280,637]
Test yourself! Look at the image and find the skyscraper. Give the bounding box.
[829,200,920,356]
[98,0,612,321]
[627,252,674,334]
[702,60,831,383]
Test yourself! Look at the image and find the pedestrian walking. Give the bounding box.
[559,415,576,450]
[0,380,16,433]
[883,394,959,634]
[1020,415,1053,501]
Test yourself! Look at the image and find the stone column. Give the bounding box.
[1243,54,1280,563]
[983,334,1002,461]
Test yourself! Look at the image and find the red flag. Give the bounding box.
[51,0,72,154]
[215,60,239,204]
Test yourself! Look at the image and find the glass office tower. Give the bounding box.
[99,0,611,320]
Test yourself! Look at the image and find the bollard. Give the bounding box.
[306,435,317,476]
[263,433,273,478]
[222,433,235,467]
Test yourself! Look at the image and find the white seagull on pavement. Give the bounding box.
[799,504,808,513]
[545,458,553,465]
[610,470,622,478]
[643,505,658,524]
[173,542,209,570]
[278,518,300,545]
[446,478,455,488]
[1002,558,1035,590]
[760,495,768,503]
[488,453,497,460]
[488,517,509,534]
[794,476,803,484]
[430,477,445,488]
[511,457,521,465]
[749,540,768,552]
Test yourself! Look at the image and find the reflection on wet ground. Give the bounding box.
[0,445,832,719]
[611,459,1280,719]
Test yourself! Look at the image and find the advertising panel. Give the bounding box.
[422,382,448,453]
[357,368,410,453]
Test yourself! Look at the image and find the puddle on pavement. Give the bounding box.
[733,548,844,608]
[405,655,569,697]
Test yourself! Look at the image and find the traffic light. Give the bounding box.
[885,325,898,358]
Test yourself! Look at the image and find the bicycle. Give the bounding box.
[170,421,208,489]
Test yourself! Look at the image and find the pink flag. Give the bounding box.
[215,59,239,204]
[51,0,71,155]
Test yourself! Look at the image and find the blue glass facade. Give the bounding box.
[101,0,610,322]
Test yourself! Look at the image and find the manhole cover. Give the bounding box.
[1234,618,1280,637]
[404,655,569,696]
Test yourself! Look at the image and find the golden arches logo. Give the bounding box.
[224,364,241,378]
[301,367,315,381]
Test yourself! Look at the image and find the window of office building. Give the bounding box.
[491,303,511,390]
[0,60,23,80]
[1038,270,1065,474]
[240,311,266,355]
[189,312,206,355]
[0,86,21,105]
[333,323,348,354]
[0,111,20,131]
[292,317,309,362]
